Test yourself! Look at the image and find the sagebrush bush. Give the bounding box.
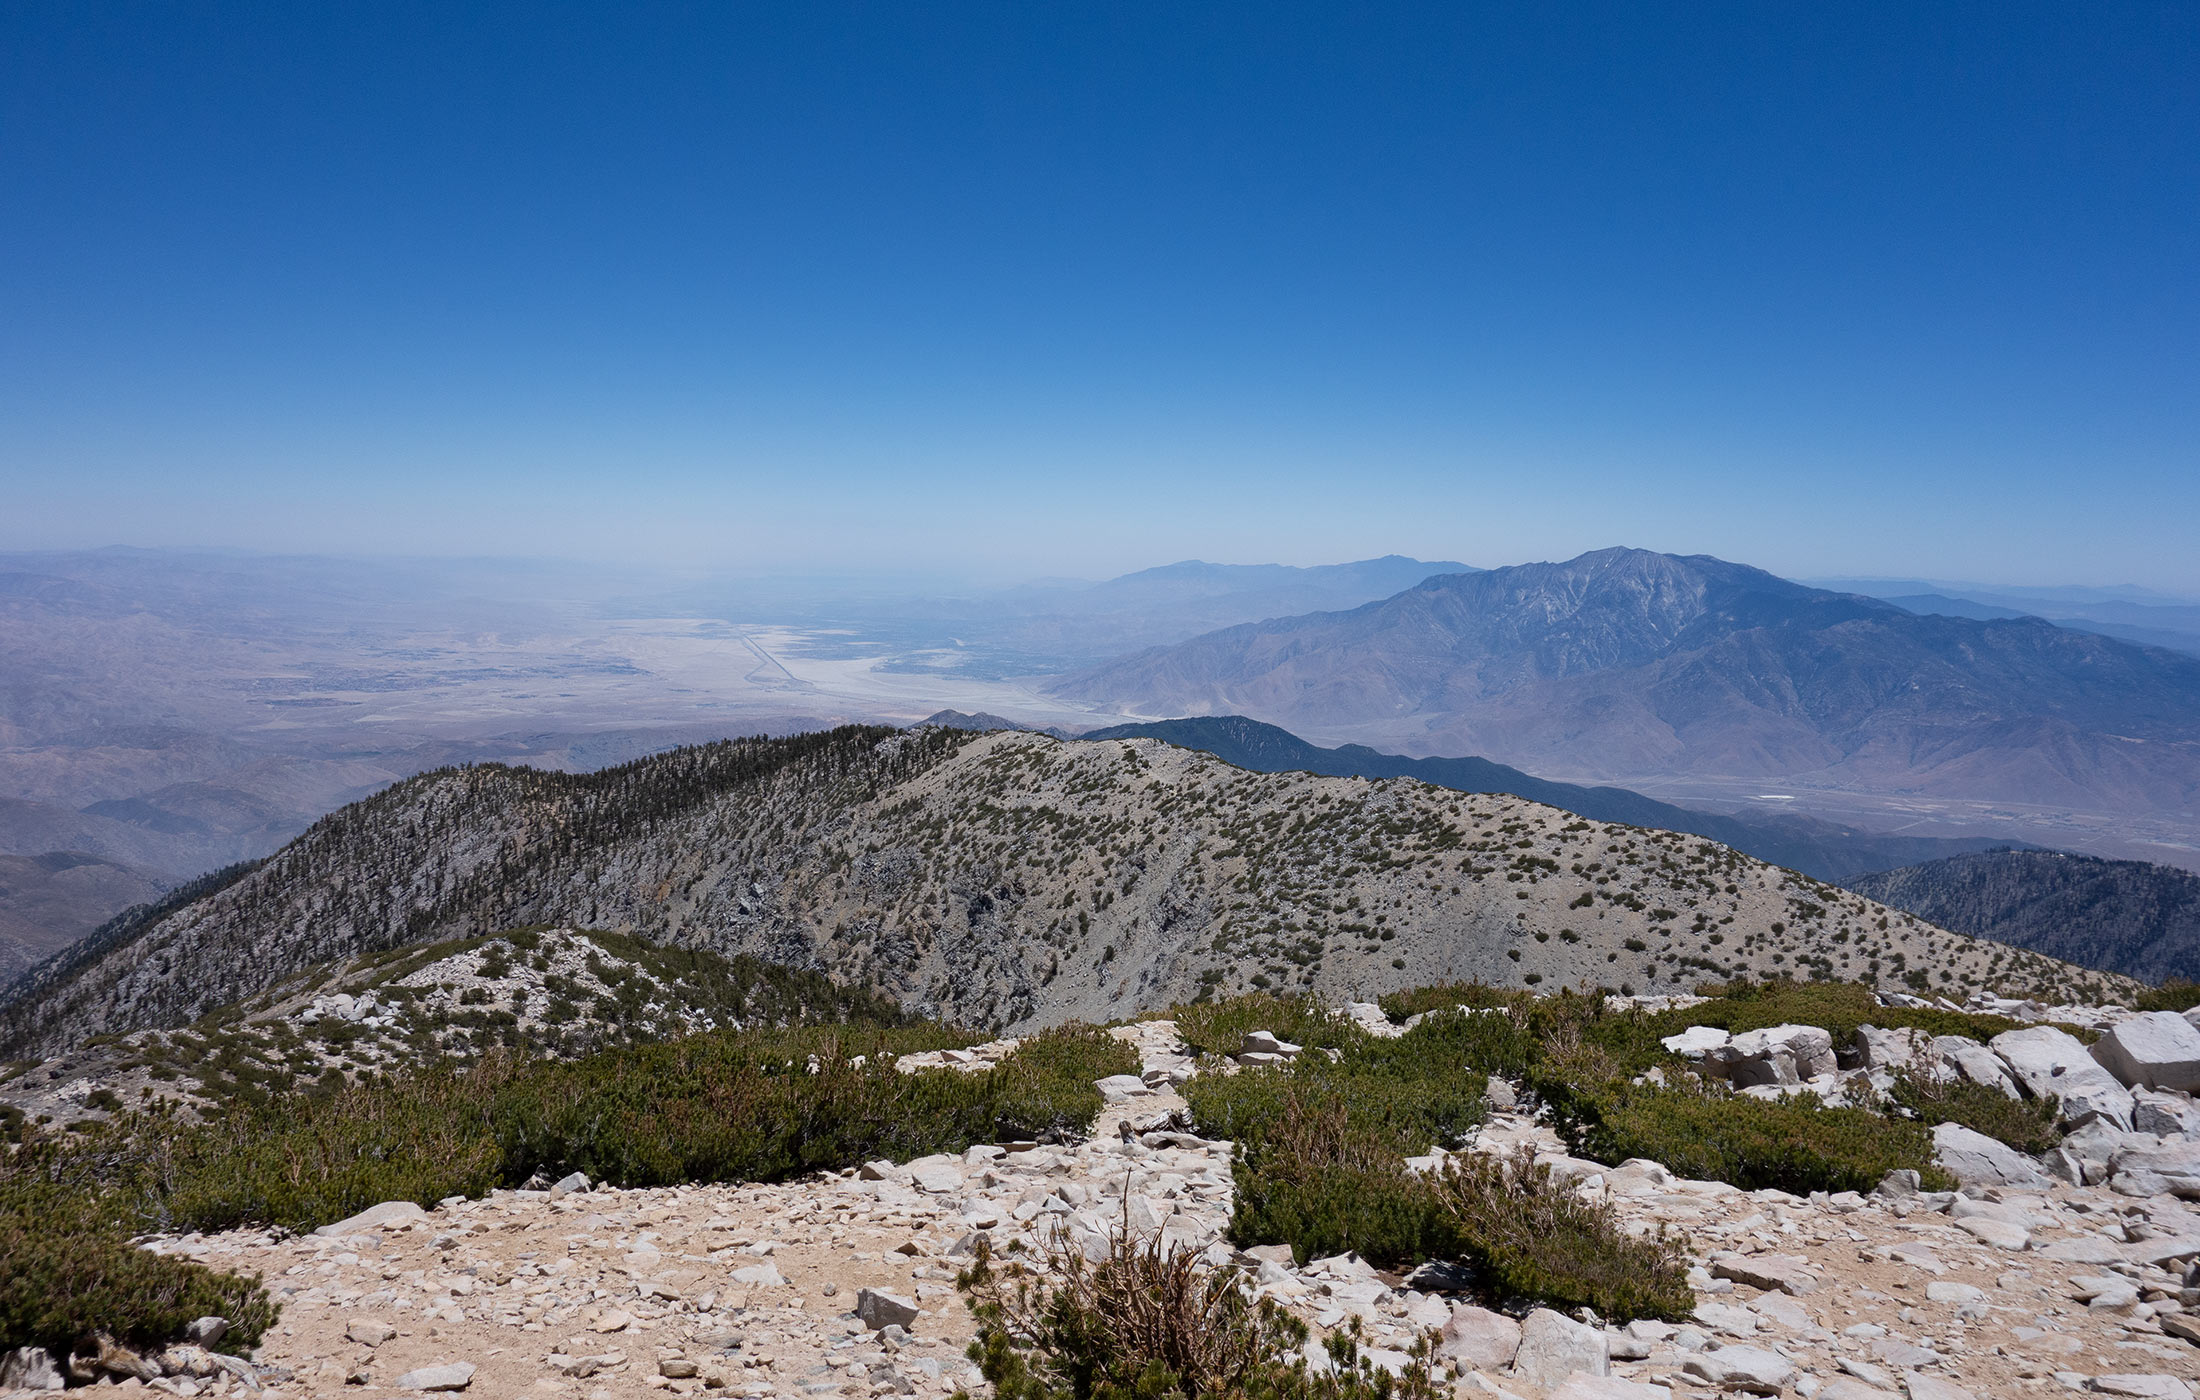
[1886,1069,2061,1154]
[1556,1081,1951,1195]
[957,1230,1442,1400]
[1187,1012,1488,1268]
[160,1022,1130,1235]
[1,1134,276,1357]
[1430,1153,1693,1323]
[1170,995,1353,1058]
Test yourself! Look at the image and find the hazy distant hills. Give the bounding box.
[1823,576,2200,658]
[0,851,168,986]
[1851,850,2200,983]
[1076,715,2019,884]
[749,555,1479,678]
[1053,548,2200,821]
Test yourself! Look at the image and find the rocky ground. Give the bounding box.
[20,1011,2200,1400]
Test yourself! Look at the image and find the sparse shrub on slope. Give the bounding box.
[1217,1098,1459,1270]
[2136,978,2200,1013]
[1430,1153,1693,1323]
[159,1022,1129,1235]
[957,1231,1442,1400]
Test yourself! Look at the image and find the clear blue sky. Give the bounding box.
[4,3,2195,588]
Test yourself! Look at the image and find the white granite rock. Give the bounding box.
[1439,1304,1523,1370]
[2092,1012,2200,1094]
[1512,1308,1609,1389]
[1931,1122,2049,1188]
[315,1200,432,1236]
[1990,1026,2136,1129]
[2109,1138,2200,1198]
[1680,1345,1797,1394]
[393,1361,475,1391]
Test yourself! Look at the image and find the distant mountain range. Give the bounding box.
[1820,577,2200,658]
[736,555,1481,679]
[1053,548,2200,824]
[1073,715,2017,884]
[1850,851,2200,983]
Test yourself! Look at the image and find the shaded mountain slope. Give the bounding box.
[1077,715,2023,883]
[0,727,2118,1060]
[1851,851,2200,983]
[0,851,169,987]
[1051,548,2200,819]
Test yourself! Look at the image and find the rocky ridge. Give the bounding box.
[16,1001,2200,1400]
[0,927,899,1130]
[0,728,2122,1065]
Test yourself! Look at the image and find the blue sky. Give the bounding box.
[3,3,2195,588]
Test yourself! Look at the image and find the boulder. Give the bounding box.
[2109,1139,2200,1198]
[1708,1252,1818,1295]
[1852,1024,1934,1070]
[182,1318,228,1348]
[1438,1304,1522,1370]
[1678,1345,1797,1394]
[1932,1122,2050,1188]
[2089,1377,2195,1399]
[1547,1378,1674,1400]
[393,1362,475,1391]
[1902,1377,1984,1400]
[347,1319,397,1347]
[2094,1013,2200,1093]
[1094,1074,1153,1102]
[1511,1308,1608,1389]
[0,1347,63,1392]
[1990,1026,2136,1129]
[1709,1025,1837,1086]
[315,1199,432,1236]
[1931,1036,2020,1097]
[1661,1026,1731,1058]
[857,1288,922,1331]
[2133,1089,2200,1140]
[549,1171,590,1199]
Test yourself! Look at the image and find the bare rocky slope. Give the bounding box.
[0,725,2121,1060]
[1077,714,2020,884]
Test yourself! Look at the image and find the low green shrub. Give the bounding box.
[1,1133,276,1357]
[1220,1098,1458,1268]
[1430,1153,1693,1323]
[1886,1070,2062,1155]
[957,1231,1442,1400]
[1170,995,1353,1057]
[160,1022,1122,1235]
[1557,1081,1952,1195]
[1188,1013,1488,1269]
